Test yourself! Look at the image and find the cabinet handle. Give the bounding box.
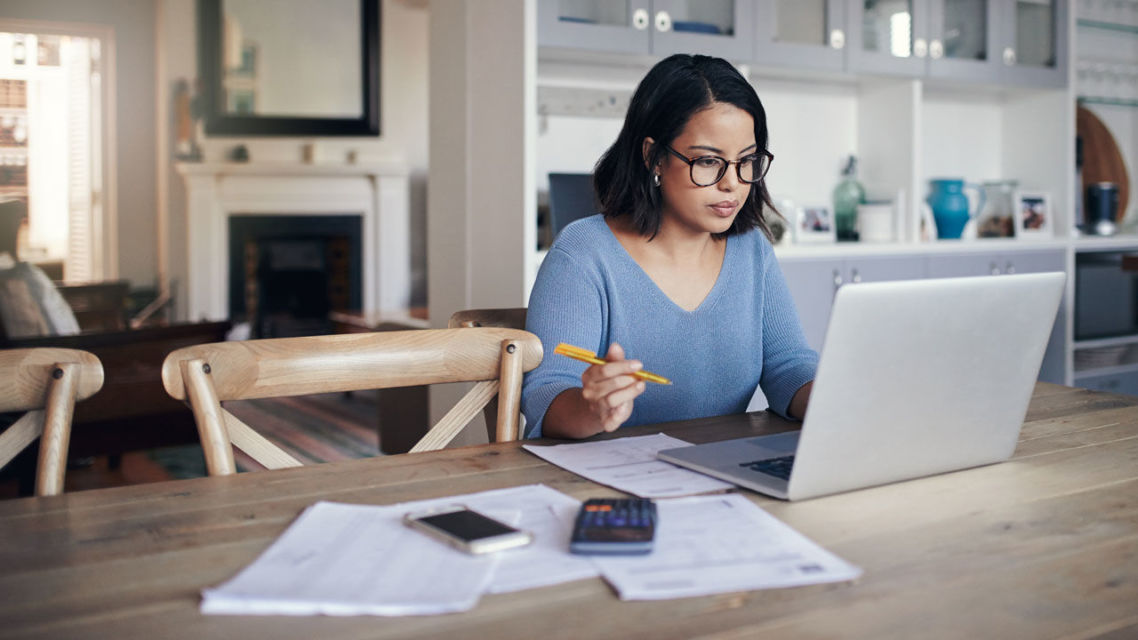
[929,39,943,59]
[851,268,862,284]
[1003,47,1016,66]
[1005,262,1015,275]
[633,8,649,30]
[654,10,672,32]
[914,38,927,58]
[832,269,843,290]
[830,29,845,50]
[990,262,1001,276]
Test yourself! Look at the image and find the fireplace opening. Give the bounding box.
[229,215,362,338]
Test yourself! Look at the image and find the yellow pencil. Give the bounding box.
[554,343,672,385]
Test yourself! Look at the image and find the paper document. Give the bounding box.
[201,484,597,616]
[523,433,734,498]
[593,494,862,600]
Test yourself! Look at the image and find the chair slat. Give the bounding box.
[0,411,43,469]
[180,358,237,476]
[409,380,500,453]
[495,339,525,443]
[222,409,303,470]
[0,349,103,412]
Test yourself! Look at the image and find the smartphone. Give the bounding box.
[403,505,533,554]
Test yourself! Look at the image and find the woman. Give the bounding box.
[522,54,816,440]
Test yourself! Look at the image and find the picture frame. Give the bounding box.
[793,205,836,243]
[1014,191,1053,239]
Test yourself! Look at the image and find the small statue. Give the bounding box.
[173,78,202,161]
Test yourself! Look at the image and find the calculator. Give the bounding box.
[569,498,657,555]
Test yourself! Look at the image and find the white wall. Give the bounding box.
[0,0,158,286]
[159,0,430,320]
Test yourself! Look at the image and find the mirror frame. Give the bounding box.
[197,0,380,136]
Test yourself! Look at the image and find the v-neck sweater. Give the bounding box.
[522,214,818,438]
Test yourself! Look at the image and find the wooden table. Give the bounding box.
[2,383,1137,639]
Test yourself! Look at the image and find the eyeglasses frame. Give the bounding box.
[662,144,774,187]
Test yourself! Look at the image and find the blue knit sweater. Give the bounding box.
[522,214,818,439]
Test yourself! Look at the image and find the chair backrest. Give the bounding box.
[161,328,543,476]
[0,348,104,496]
[448,308,527,330]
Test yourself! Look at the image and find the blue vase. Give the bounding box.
[926,179,981,240]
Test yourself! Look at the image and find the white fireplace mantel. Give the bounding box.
[176,161,411,321]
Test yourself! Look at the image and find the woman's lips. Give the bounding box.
[710,201,738,217]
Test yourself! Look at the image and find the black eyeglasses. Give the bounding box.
[664,145,773,187]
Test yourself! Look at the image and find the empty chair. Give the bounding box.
[161,328,543,476]
[0,348,104,496]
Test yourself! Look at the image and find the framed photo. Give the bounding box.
[1015,191,1053,239]
[793,205,836,243]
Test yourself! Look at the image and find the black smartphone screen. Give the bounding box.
[417,510,517,541]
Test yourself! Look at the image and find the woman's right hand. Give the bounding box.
[580,342,647,432]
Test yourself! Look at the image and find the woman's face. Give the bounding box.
[653,101,756,237]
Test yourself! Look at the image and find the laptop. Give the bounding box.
[658,272,1066,501]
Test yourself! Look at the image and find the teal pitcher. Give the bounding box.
[926,179,983,240]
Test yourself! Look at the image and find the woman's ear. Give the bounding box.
[642,137,656,170]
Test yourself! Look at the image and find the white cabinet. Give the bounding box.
[754,0,847,72]
[780,254,926,350]
[537,0,754,60]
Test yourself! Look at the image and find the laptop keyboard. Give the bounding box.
[739,455,796,481]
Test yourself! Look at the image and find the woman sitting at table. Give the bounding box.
[522,54,817,440]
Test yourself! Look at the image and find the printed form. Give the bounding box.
[594,494,863,600]
[523,433,734,498]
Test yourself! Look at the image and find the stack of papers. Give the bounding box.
[523,433,734,498]
[202,465,862,616]
[202,485,597,616]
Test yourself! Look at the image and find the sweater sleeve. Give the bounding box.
[521,246,607,439]
[757,242,819,418]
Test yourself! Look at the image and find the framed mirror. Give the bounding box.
[197,0,380,136]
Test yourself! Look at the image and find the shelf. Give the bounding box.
[1077,19,1138,35]
[1078,96,1138,108]
[1074,335,1138,350]
[1073,360,1138,379]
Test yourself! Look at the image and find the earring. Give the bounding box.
[653,173,661,187]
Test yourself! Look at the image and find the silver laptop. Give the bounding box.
[658,272,1066,501]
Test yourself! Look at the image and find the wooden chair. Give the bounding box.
[161,328,543,476]
[0,348,104,496]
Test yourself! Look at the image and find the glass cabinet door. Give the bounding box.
[999,0,1068,88]
[847,0,929,76]
[755,0,846,71]
[926,0,1001,81]
[537,0,652,54]
[651,0,754,61]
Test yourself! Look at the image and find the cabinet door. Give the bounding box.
[537,0,652,54]
[754,0,847,71]
[925,252,1002,277]
[846,0,930,76]
[844,254,926,284]
[651,0,755,60]
[1000,248,1065,275]
[998,0,1068,88]
[926,0,1001,82]
[779,257,842,352]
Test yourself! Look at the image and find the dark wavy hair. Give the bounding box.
[594,54,776,240]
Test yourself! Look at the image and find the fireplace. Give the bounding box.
[229,215,362,338]
[176,161,411,322]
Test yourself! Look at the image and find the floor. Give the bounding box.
[0,390,383,499]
